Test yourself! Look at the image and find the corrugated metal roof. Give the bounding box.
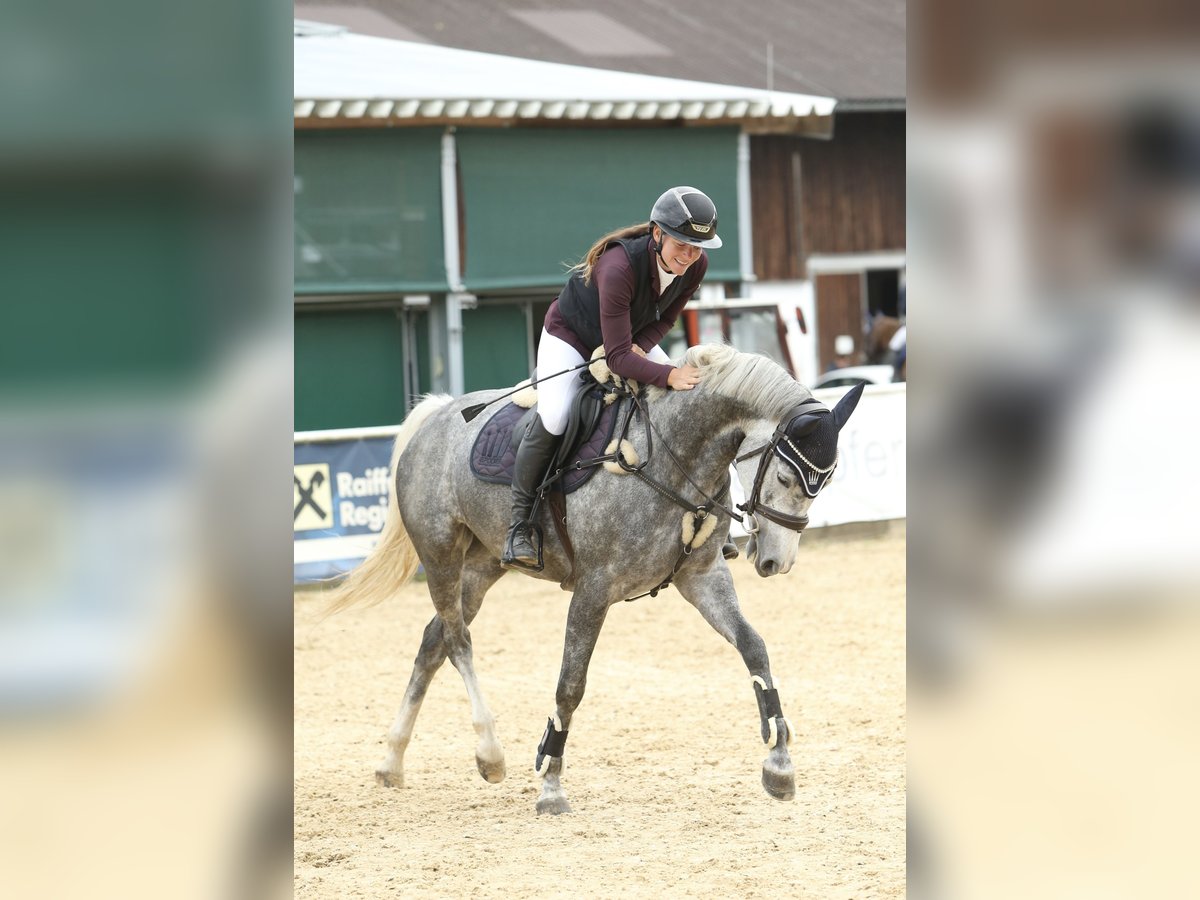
[293,0,905,102]
[294,25,837,130]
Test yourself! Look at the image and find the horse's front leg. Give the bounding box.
[535,586,611,816]
[675,564,796,801]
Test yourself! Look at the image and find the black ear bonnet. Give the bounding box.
[773,383,865,497]
[775,403,840,497]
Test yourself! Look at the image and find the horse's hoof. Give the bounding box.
[535,796,572,816]
[761,760,795,801]
[476,755,506,784]
[375,769,404,789]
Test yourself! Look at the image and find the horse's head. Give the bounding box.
[736,383,865,577]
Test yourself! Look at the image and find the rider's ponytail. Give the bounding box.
[568,222,652,286]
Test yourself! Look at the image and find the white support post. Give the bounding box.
[441,129,464,292]
[737,132,755,284]
[441,129,466,395]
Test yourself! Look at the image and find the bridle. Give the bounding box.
[613,392,834,536]
[581,389,834,603]
[733,398,838,534]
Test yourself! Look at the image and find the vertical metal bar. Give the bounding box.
[396,307,412,413]
[426,299,449,395]
[446,292,465,396]
[792,149,804,278]
[524,300,535,375]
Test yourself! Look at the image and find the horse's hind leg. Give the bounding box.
[376,541,505,788]
[375,613,448,789]
[454,543,508,784]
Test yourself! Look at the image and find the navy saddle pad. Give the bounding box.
[469,394,623,494]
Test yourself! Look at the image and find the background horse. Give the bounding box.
[325,343,863,815]
[865,314,902,365]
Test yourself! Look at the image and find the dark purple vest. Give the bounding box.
[555,235,693,350]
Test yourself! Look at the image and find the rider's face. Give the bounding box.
[654,228,702,276]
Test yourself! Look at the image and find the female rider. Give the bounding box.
[502,186,732,570]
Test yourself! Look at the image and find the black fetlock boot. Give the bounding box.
[502,416,560,572]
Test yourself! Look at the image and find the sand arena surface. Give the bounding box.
[295,527,905,898]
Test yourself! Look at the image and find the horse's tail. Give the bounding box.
[320,394,453,619]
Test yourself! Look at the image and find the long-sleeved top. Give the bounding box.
[544,235,708,388]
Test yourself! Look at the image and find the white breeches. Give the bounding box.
[534,330,670,435]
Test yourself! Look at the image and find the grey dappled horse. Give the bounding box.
[326,344,864,815]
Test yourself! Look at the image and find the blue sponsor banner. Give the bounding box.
[293,428,399,584]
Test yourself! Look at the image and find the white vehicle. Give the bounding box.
[812,364,896,390]
[663,278,904,390]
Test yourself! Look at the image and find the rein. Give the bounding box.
[607,390,815,602]
[541,385,736,524]
[533,384,734,602]
[532,383,823,602]
[623,389,744,523]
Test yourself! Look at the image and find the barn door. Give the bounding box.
[814,273,864,372]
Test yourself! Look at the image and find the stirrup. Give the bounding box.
[502,522,545,572]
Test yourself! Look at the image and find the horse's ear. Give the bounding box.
[833,382,866,431]
[789,414,823,438]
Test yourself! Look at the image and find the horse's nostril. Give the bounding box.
[761,559,779,576]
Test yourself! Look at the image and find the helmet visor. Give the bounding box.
[658,221,723,249]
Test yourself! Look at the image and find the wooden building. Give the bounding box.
[294,3,904,429]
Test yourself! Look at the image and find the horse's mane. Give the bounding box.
[648,343,813,418]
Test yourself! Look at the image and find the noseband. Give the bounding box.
[735,399,838,533]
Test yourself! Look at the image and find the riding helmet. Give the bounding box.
[650,187,722,249]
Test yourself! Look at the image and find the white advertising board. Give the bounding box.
[727,382,906,535]
[806,382,907,527]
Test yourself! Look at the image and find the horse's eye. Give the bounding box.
[776,470,793,487]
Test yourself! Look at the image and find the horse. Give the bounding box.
[865,314,902,366]
[324,343,865,815]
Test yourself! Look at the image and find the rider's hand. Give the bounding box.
[667,364,702,391]
[631,345,647,357]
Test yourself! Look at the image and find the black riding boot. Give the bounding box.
[501,416,560,571]
[722,526,740,560]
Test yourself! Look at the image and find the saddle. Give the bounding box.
[469,377,624,494]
